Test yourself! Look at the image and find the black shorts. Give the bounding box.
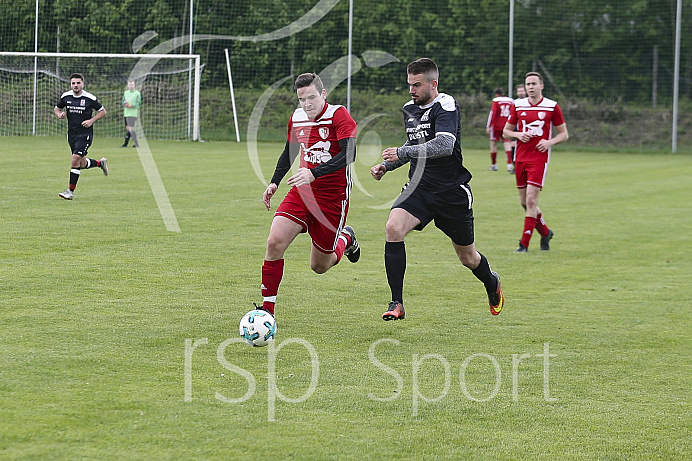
[124,116,137,127]
[392,182,475,246]
[67,133,92,157]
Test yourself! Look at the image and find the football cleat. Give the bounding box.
[382,301,405,321]
[253,302,274,317]
[514,244,528,253]
[540,229,554,251]
[341,225,360,263]
[58,189,73,200]
[488,271,505,315]
[100,158,109,176]
[488,165,498,171]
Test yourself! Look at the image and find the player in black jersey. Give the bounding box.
[54,73,108,200]
[370,58,505,318]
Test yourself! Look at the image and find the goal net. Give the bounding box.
[0,52,201,140]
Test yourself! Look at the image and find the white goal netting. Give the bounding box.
[0,52,200,140]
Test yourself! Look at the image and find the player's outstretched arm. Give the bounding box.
[396,134,454,160]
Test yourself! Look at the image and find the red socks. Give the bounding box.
[521,214,550,248]
[520,216,537,248]
[535,213,549,237]
[261,259,284,315]
[333,230,353,264]
[490,151,497,165]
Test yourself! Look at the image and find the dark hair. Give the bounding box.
[516,83,525,90]
[69,73,84,82]
[494,88,504,96]
[407,58,439,82]
[525,72,543,84]
[295,73,324,93]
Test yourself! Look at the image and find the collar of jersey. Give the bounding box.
[415,93,445,110]
[310,103,329,122]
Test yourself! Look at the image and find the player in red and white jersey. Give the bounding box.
[257,72,360,317]
[485,88,514,172]
[504,72,569,252]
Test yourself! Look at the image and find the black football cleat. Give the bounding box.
[540,229,554,251]
[341,225,360,263]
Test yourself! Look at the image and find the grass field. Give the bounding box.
[1,136,690,459]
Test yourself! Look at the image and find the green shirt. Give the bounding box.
[122,90,142,118]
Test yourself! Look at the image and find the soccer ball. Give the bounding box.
[239,309,276,347]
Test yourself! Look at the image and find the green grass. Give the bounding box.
[1,136,690,459]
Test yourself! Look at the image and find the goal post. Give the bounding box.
[0,52,201,141]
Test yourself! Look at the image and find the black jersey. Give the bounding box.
[401,93,472,191]
[56,90,104,136]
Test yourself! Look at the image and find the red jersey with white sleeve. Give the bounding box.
[288,103,357,198]
[507,97,565,164]
[486,96,514,131]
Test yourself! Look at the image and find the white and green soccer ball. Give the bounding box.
[239,309,276,347]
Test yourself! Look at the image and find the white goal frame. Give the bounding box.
[0,51,201,141]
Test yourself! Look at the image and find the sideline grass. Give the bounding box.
[1,137,690,459]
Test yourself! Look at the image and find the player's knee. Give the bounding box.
[310,261,330,274]
[385,220,406,241]
[456,248,479,268]
[265,235,287,257]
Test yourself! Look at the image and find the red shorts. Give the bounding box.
[515,162,548,189]
[490,129,509,143]
[275,186,349,254]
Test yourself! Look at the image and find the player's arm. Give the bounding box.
[53,106,66,119]
[395,133,455,160]
[486,105,495,133]
[263,140,299,210]
[287,138,356,188]
[308,137,356,179]
[503,121,530,143]
[537,123,569,152]
[269,140,299,187]
[92,106,107,122]
[83,106,106,128]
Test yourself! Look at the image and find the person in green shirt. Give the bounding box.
[121,80,142,148]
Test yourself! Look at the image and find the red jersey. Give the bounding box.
[508,97,565,164]
[288,103,357,196]
[486,96,514,131]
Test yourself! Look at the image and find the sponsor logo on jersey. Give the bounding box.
[301,140,332,164]
[525,120,545,137]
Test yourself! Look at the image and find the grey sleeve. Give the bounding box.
[396,134,455,160]
[383,156,409,171]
